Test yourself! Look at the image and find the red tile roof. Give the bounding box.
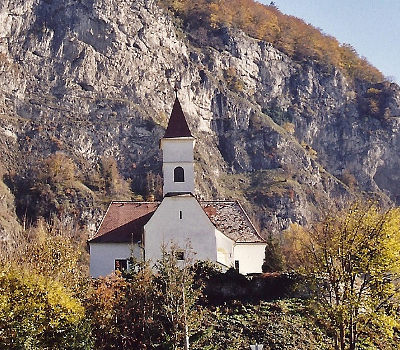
[90,200,264,244]
[89,202,159,243]
[163,97,193,138]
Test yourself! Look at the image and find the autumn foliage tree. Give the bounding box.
[0,218,87,292]
[99,156,132,198]
[154,245,203,350]
[0,267,92,350]
[85,263,165,349]
[285,202,400,350]
[15,152,80,221]
[86,247,202,350]
[161,0,384,84]
[38,152,76,190]
[0,219,92,349]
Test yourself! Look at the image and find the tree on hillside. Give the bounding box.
[0,267,92,350]
[0,218,87,293]
[100,156,132,197]
[285,202,400,350]
[161,0,384,83]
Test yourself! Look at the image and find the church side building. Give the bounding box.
[89,97,266,277]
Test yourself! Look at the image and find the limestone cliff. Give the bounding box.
[0,0,399,235]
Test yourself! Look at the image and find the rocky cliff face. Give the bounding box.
[0,0,399,236]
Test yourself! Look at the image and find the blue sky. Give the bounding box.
[259,0,400,83]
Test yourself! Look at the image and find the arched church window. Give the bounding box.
[174,166,184,182]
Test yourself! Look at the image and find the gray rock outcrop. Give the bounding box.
[0,0,399,235]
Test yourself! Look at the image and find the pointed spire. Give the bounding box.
[163,97,193,138]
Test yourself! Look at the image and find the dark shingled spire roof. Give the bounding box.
[163,97,193,138]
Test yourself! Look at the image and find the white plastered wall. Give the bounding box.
[163,162,195,194]
[215,229,235,268]
[161,138,195,162]
[89,242,141,278]
[144,196,219,263]
[234,243,266,275]
[161,138,195,195]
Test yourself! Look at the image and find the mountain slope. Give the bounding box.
[0,0,399,236]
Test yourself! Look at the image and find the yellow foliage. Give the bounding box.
[0,218,86,293]
[161,0,384,83]
[100,156,132,199]
[39,152,76,188]
[0,267,89,349]
[300,141,317,159]
[367,87,381,95]
[282,223,310,270]
[284,201,400,349]
[282,122,295,135]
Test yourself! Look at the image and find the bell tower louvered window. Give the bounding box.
[161,97,195,195]
[174,166,184,183]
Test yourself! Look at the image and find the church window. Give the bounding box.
[115,259,128,272]
[174,166,184,182]
[176,251,185,261]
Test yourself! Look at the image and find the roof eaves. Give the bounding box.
[88,201,113,242]
[235,200,265,242]
[88,201,161,243]
[164,192,194,198]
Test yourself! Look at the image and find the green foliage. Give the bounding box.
[161,0,384,84]
[0,220,338,349]
[192,300,333,349]
[285,201,400,350]
[0,218,90,350]
[154,246,203,349]
[86,257,328,349]
[85,271,160,349]
[262,233,285,272]
[0,267,92,350]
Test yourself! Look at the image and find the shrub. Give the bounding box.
[0,267,92,350]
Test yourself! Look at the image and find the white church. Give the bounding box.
[89,97,266,277]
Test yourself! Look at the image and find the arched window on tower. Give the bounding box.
[174,166,184,182]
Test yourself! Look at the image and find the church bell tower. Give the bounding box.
[160,96,195,196]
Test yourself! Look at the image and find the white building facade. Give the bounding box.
[89,97,266,277]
